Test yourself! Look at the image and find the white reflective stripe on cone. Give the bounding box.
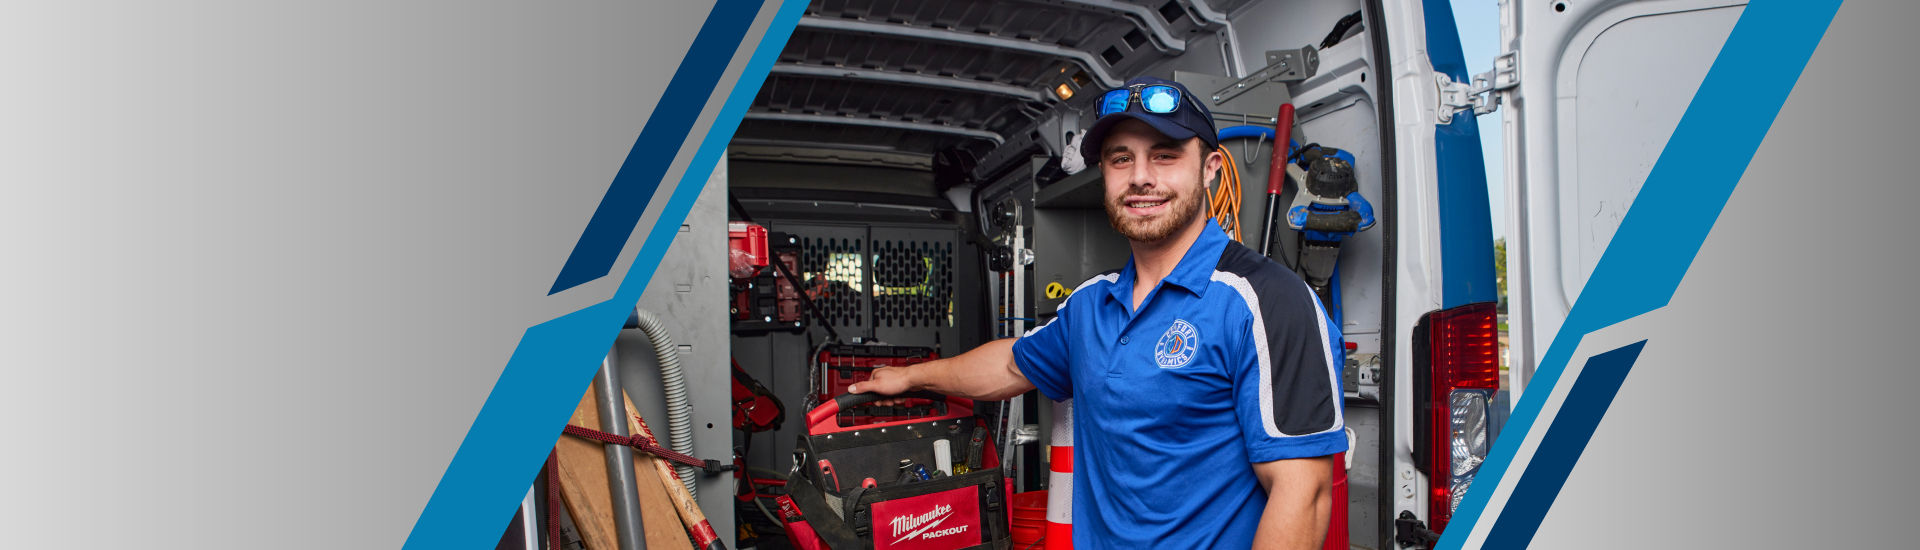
[1047,399,1074,549]
[1046,468,1073,525]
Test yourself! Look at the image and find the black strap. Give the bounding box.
[965,426,986,471]
[842,486,869,519]
[787,473,867,550]
[1319,11,1365,50]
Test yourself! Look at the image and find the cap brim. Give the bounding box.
[1078,111,1204,164]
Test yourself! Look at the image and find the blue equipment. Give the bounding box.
[1285,146,1375,327]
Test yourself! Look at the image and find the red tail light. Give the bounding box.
[1425,302,1499,532]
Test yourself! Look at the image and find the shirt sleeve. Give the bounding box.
[1233,281,1349,462]
[1012,307,1073,402]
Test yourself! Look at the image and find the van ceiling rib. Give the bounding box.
[1052,0,1185,54]
[795,16,1123,88]
[743,112,1007,145]
[770,63,1054,104]
[1180,0,1230,27]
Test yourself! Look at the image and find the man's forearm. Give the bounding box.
[896,338,1033,401]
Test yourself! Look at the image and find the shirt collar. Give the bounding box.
[1108,220,1232,304]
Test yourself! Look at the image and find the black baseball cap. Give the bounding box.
[1079,76,1220,163]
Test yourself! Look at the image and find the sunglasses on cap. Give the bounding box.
[1097,83,1196,117]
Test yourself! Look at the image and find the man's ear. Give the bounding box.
[1203,146,1225,184]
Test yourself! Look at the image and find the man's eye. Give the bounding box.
[1154,154,1177,161]
[1110,155,1131,164]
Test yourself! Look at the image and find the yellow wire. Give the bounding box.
[1212,146,1244,242]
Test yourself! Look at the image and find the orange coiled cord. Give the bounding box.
[1211,146,1245,242]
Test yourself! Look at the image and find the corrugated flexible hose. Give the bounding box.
[631,307,697,499]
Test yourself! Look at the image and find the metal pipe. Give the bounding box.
[519,486,540,550]
[594,351,648,550]
[1003,223,1028,484]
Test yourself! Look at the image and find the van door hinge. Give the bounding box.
[1437,50,1517,124]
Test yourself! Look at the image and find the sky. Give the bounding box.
[1450,0,1506,239]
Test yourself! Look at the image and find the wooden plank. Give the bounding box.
[554,387,693,550]
[621,393,724,548]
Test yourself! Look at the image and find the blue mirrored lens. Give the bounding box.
[1142,85,1181,113]
[1099,89,1131,117]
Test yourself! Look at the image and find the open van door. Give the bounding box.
[1489,0,1747,395]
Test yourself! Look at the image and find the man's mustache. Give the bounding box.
[1115,186,1176,201]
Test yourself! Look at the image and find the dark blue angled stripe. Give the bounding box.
[1481,341,1645,549]
[547,0,766,295]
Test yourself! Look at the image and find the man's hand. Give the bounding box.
[847,366,916,396]
[839,339,1035,402]
[848,367,921,405]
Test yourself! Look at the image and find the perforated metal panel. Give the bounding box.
[799,235,866,327]
[778,223,960,337]
[872,238,955,328]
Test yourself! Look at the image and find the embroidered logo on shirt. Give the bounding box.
[1155,319,1199,369]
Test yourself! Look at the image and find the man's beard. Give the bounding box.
[1105,172,1207,243]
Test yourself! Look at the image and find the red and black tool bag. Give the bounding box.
[783,392,1011,550]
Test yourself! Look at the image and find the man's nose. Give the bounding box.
[1127,161,1155,188]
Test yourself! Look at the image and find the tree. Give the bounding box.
[1494,238,1507,313]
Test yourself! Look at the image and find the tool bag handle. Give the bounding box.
[805,391,975,433]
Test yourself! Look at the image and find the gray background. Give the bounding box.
[1523,0,1920,547]
[0,0,778,547]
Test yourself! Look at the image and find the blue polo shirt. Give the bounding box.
[1012,222,1347,549]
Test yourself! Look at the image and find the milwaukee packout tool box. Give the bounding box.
[816,345,941,425]
[778,392,1011,550]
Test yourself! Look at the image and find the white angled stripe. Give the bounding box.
[1212,271,1282,437]
[1023,272,1120,337]
[1211,271,1344,437]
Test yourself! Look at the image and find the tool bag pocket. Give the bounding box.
[787,410,1010,550]
[854,469,1009,550]
[788,466,1010,550]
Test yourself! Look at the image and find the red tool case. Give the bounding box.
[816,345,939,402]
[779,392,1011,550]
[816,345,940,425]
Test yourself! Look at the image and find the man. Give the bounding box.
[849,76,1345,549]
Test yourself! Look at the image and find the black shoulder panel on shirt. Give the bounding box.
[1214,241,1340,436]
